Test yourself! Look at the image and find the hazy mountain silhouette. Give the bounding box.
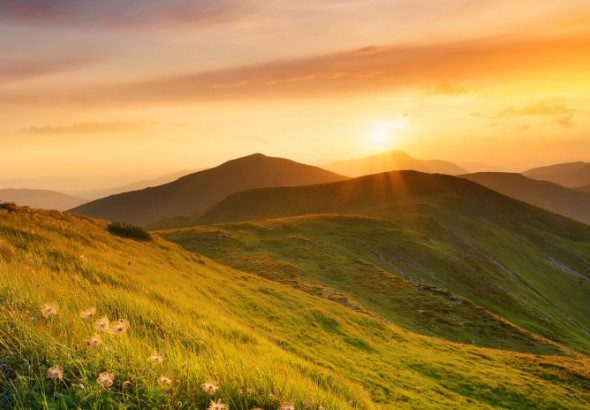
[523,161,590,188]
[322,150,467,177]
[69,153,348,226]
[575,183,590,194]
[70,170,196,199]
[460,172,590,225]
[0,188,88,211]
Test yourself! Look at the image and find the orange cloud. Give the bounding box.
[20,120,156,134]
[4,23,590,106]
[555,115,575,128]
[0,0,251,30]
[495,101,579,118]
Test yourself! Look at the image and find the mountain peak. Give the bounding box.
[70,154,348,226]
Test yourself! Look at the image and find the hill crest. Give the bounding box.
[0,188,88,211]
[523,161,590,187]
[69,153,348,226]
[460,172,590,225]
[322,150,467,177]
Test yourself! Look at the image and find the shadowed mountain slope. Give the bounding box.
[322,150,467,177]
[460,172,590,225]
[2,205,590,408]
[523,161,590,188]
[161,171,590,356]
[69,153,348,226]
[0,188,88,211]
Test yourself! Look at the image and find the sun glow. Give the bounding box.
[369,123,391,145]
[368,114,410,147]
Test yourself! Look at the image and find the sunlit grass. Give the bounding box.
[1,206,589,408]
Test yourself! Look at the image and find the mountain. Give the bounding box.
[69,153,349,226]
[321,150,467,177]
[161,170,590,357]
[3,205,590,408]
[0,188,88,211]
[460,172,590,225]
[68,170,196,199]
[523,161,590,187]
[576,183,590,194]
[455,160,509,173]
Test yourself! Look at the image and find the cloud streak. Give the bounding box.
[0,54,102,83]
[3,27,590,106]
[20,120,156,134]
[0,0,251,30]
[495,101,578,118]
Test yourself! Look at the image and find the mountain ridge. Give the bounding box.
[460,172,590,225]
[69,153,349,226]
[523,161,590,187]
[322,150,467,177]
[0,188,88,211]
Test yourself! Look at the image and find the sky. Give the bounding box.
[1,0,590,189]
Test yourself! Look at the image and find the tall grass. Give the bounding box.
[1,207,589,408]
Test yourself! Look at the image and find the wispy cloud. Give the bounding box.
[472,101,586,128]
[0,0,251,30]
[0,54,104,83]
[245,135,269,144]
[495,101,578,118]
[555,115,574,128]
[3,28,590,106]
[20,120,156,134]
[427,82,468,96]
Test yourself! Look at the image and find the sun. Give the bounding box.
[367,115,410,148]
[369,123,391,145]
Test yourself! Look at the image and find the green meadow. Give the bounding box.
[1,204,590,408]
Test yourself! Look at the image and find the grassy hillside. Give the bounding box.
[460,172,590,225]
[70,154,348,227]
[0,189,88,211]
[2,206,590,408]
[523,161,590,188]
[322,150,467,177]
[159,171,590,356]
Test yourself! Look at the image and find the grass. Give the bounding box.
[160,212,590,356]
[157,171,590,356]
[1,205,590,408]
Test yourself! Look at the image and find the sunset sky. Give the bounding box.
[2,0,590,188]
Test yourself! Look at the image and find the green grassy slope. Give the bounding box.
[460,172,590,224]
[70,154,348,227]
[159,171,590,356]
[2,206,590,408]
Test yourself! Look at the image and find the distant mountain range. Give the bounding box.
[69,170,196,199]
[69,153,348,226]
[322,150,467,177]
[0,188,88,211]
[523,161,590,188]
[460,172,590,225]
